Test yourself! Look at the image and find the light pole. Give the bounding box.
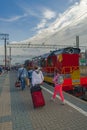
[76,36,79,48]
[9,47,11,70]
[0,33,9,68]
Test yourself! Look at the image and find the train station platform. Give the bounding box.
[0,71,87,130]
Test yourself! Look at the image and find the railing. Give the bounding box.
[43,66,79,77]
[43,66,87,76]
[61,66,79,73]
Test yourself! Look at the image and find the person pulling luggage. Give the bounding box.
[30,65,45,108]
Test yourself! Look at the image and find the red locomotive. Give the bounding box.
[39,47,81,91]
[25,47,87,97]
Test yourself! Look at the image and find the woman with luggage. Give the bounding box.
[31,65,45,108]
[32,66,44,87]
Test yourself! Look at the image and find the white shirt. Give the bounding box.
[32,70,44,86]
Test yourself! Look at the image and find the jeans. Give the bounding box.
[20,77,26,90]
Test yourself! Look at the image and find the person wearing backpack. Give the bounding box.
[17,64,28,90]
[51,69,65,104]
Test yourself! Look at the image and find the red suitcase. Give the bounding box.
[31,90,45,108]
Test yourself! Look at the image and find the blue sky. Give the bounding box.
[0,0,80,42]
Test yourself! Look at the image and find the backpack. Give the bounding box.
[57,75,64,84]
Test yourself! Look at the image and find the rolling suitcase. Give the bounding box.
[31,85,45,108]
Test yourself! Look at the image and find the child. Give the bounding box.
[51,69,65,104]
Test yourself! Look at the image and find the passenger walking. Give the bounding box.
[32,66,44,87]
[31,65,45,108]
[17,64,28,90]
[51,69,65,104]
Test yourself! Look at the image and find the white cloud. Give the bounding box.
[35,8,56,32]
[16,4,57,31]
[21,7,40,18]
[46,0,87,32]
[36,19,47,29]
[13,0,87,46]
[22,0,87,47]
[43,8,56,20]
[0,14,27,22]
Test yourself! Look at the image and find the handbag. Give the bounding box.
[15,80,21,87]
[25,77,30,87]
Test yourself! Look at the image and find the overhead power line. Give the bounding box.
[7,43,87,50]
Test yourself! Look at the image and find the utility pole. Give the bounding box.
[76,36,79,48]
[0,33,9,68]
[9,47,11,70]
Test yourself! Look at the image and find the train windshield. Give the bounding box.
[50,47,80,55]
[63,47,80,54]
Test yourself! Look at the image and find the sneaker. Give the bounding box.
[51,97,55,102]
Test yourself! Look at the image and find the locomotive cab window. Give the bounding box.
[65,48,74,54]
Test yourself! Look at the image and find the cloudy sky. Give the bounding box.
[0,0,87,64]
[0,0,80,42]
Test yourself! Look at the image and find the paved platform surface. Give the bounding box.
[0,71,87,130]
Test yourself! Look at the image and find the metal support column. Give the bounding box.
[4,38,7,68]
[9,47,11,69]
[0,33,9,68]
